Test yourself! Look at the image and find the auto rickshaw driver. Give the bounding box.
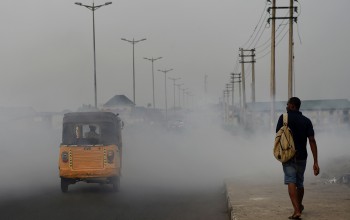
[85,125,99,139]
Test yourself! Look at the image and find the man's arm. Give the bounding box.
[308,136,320,176]
[276,115,283,133]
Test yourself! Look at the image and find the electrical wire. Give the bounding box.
[295,1,302,45]
[255,19,288,50]
[241,2,268,49]
[246,11,270,49]
[255,27,289,60]
[252,22,269,49]
[226,2,302,96]
[255,10,289,52]
[256,4,302,65]
[255,19,289,57]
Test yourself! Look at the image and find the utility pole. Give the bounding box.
[239,49,256,103]
[251,49,256,103]
[226,84,232,106]
[232,73,242,123]
[168,77,181,110]
[269,0,276,127]
[144,57,162,109]
[230,74,235,110]
[267,0,298,125]
[223,90,229,122]
[288,0,294,98]
[226,84,233,121]
[239,48,246,113]
[231,73,242,109]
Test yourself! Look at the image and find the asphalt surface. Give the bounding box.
[0,185,228,220]
[0,118,229,220]
[3,111,347,220]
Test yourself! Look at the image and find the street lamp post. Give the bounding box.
[181,88,188,108]
[158,69,173,120]
[168,77,180,110]
[144,57,162,109]
[75,1,112,108]
[121,38,147,105]
[176,83,184,108]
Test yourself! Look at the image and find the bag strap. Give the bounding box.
[283,113,288,126]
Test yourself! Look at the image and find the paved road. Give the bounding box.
[0,120,229,220]
[0,185,227,220]
[3,111,347,220]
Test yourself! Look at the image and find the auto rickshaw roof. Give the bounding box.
[63,111,119,124]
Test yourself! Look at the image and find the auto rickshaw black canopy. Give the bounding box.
[62,112,122,146]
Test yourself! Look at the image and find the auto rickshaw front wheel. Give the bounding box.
[111,177,120,192]
[61,178,69,193]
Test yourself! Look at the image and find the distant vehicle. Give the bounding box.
[58,112,123,192]
[167,119,184,130]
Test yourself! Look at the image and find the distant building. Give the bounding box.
[246,99,350,130]
[102,95,137,123]
[0,106,65,130]
[102,95,164,125]
[104,95,135,108]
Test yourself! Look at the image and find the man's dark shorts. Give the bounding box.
[282,159,307,188]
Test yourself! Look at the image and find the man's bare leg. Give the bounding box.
[297,187,304,212]
[288,183,301,217]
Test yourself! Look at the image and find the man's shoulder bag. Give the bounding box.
[274,113,296,163]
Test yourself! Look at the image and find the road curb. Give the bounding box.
[225,182,237,220]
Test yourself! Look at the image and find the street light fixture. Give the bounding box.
[144,57,162,109]
[75,1,112,108]
[158,69,173,120]
[121,38,147,105]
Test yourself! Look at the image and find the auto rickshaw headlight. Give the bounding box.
[107,150,114,163]
[61,151,69,163]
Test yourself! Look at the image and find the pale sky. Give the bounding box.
[1,0,349,112]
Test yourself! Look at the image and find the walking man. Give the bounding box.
[276,97,320,219]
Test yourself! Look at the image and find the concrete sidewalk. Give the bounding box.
[225,179,350,220]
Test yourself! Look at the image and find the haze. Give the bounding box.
[0,0,349,111]
[0,0,349,203]
[0,106,348,198]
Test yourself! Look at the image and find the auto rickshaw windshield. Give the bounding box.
[62,122,117,145]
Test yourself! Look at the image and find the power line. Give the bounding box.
[255,20,286,50]
[252,22,268,49]
[255,11,289,51]
[247,11,270,49]
[241,2,269,48]
[255,22,288,55]
[256,26,289,60]
[293,1,302,45]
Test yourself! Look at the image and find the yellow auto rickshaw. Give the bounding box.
[58,112,123,192]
